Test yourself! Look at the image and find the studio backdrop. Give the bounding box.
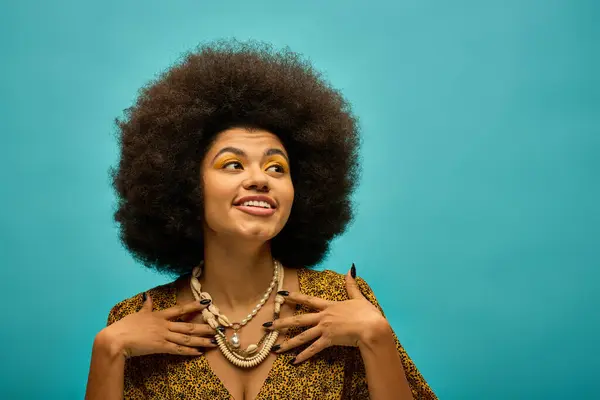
[0,0,598,398]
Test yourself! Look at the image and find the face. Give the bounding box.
[201,127,294,242]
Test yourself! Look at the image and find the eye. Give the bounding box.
[266,164,285,173]
[223,161,243,170]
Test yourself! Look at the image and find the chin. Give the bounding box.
[236,223,280,241]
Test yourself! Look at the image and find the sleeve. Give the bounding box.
[106,301,128,326]
[106,297,147,400]
[347,277,437,400]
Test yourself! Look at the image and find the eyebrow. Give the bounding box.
[212,147,289,164]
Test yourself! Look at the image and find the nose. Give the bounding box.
[242,166,269,193]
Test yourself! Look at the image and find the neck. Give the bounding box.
[199,234,275,310]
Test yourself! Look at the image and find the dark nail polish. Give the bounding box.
[271,344,281,352]
[289,357,296,365]
[262,321,273,328]
[142,292,147,302]
[277,290,289,296]
[200,299,211,305]
[351,263,356,279]
[210,338,217,345]
[217,326,226,333]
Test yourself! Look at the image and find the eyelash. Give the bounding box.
[222,161,285,173]
[266,164,285,173]
[223,161,243,170]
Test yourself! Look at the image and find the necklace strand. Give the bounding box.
[191,261,277,331]
[189,260,285,368]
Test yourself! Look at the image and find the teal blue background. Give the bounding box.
[1,0,598,398]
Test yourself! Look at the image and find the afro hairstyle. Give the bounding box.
[111,39,361,276]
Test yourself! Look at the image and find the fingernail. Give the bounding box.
[217,326,226,333]
[142,292,147,302]
[210,338,217,345]
[351,263,356,279]
[200,299,211,305]
[277,290,289,296]
[289,357,296,365]
[262,321,273,328]
[271,344,281,352]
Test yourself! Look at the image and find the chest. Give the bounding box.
[150,269,354,399]
[158,345,350,400]
[203,316,285,400]
[178,284,298,400]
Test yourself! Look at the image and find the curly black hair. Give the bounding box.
[110,39,360,276]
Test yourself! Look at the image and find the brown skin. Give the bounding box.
[85,299,217,400]
[198,127,295,310]
[86,127,411,399]
[86,127,298,400]
[185,127,299,399]
[267,270,414,400]
[179,270,299,400]
[202,127,294,246]
[111,41,361,276]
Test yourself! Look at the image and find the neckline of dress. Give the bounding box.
[167,267,311,400]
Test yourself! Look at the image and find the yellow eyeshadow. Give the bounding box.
[265,156,289,172]
[213,156,241,169]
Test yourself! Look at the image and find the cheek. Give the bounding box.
[202,175,234,212]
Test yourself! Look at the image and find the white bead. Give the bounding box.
[208,304,220,314]
[230,332,240,348]
[194,259,285,369]
[202,309,213,320]
[246,344,258,354]
[201,292,212,301]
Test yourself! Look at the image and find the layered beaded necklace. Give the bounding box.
[190,260,285,368]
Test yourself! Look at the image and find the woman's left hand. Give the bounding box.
[264,266,393,364]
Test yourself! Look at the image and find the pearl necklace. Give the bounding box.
[190,260,285,368]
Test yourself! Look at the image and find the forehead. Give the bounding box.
[208,127,287,155]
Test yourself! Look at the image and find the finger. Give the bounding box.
[265,313,320,331]
[292,336,331,364]
[273,326,321,353]
[168,321,216,337]
[280,291,332,311]
[166,332,217,348]
[140,292,153,312]
[345,267,364,300]
[163,342,204,357]
[157,299,211,320]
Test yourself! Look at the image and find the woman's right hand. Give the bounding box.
[99,293,217,359]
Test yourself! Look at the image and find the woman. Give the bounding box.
[85,40,436,399]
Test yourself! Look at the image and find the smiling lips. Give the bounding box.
[234,196,277,217]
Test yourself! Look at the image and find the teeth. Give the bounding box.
[241,200,271,209]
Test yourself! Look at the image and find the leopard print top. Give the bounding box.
[107,268,437,399]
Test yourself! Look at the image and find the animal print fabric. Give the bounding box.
[106,268,437,399]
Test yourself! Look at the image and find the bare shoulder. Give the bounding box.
[106,280,177,325]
